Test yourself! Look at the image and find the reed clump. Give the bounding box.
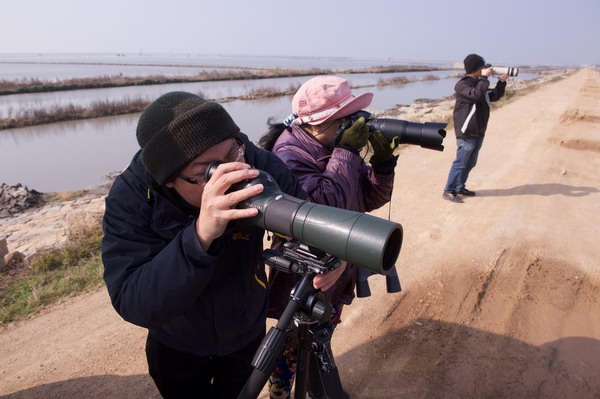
[242,84,301,99]
[422,74,440,81]
[377,76,415,86]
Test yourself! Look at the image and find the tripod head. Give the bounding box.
[264,240,340,278]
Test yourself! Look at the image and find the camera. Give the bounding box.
[205,162,403,275]
[484,63,519,77]
[340,110,447,152]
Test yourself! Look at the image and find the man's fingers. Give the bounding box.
[313,261,347,291]
[211,207,259,222]
[207,162,257,190]
[216,184,264,209]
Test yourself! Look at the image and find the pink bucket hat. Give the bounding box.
[292,76,373,125]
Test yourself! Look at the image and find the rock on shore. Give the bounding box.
[0,188,105,268]
[0,183,44,218]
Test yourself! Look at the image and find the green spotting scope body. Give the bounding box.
[207,164,403,275]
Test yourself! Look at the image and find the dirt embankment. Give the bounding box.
[334,67,600,398]
[1,68,600,398]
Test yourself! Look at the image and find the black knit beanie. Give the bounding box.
[463,54,486,74]
[136,91,240,184]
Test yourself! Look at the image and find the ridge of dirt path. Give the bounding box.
[1,69,599,398]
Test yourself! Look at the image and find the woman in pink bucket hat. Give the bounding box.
[259,75,399,398]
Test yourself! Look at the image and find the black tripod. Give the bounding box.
[237,241,349,399]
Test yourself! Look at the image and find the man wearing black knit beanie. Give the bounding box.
[442,54,509,203]
[101,91,307,398]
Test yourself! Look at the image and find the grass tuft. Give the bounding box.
[0,225,104,324]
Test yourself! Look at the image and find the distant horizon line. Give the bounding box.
[0,51,456,62]
[0,52,585,68]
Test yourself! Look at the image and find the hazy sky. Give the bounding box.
[2,0,598,66]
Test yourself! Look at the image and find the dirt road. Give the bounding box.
[1,68,599,398]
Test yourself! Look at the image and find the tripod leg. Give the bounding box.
[307,353,325,398]
[294,324,311,399]
[308,323,349,399]
[314,367,347,399]
[238,299,301,399]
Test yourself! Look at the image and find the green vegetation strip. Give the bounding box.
[0,226,104,324]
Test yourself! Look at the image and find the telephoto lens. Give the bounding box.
[492,66,518,77]
[485,63,519,77]
[343,110,447,152]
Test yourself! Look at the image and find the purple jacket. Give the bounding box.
[273,125,394,211]
[267,125,395,317]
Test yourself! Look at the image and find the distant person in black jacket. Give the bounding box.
[101,92,308,398]
[443,53,508,203]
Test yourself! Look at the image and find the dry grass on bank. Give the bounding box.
[378,76,415,86]
[0,68,330,95]
[0,65,448,95]
[0,72,444,130]
[0,225,104,324]
[238,84,301,100]
[0,98,150,129]
[377,73,442,86]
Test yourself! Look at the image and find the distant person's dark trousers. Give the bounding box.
[145,332,263,399]
[444,137,484,193]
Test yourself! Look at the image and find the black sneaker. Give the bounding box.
[443,192,463,203]
[457,188,476,196]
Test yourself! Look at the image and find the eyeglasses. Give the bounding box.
[178,139,246,187]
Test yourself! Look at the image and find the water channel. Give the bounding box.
[0,53,452,80]
[0,70,457,117]
[0,56,538,192]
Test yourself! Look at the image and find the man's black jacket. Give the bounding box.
[102,133,306,356]
[453,76,506,139]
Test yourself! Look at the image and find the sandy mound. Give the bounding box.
[339,245,600,398]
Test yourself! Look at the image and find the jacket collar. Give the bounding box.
[276,125,332,162]
[127,152,197,239]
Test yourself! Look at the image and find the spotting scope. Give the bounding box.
[206,163,403,274]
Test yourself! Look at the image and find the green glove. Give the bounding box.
[337,117,369,153]
[368,130,399,164]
